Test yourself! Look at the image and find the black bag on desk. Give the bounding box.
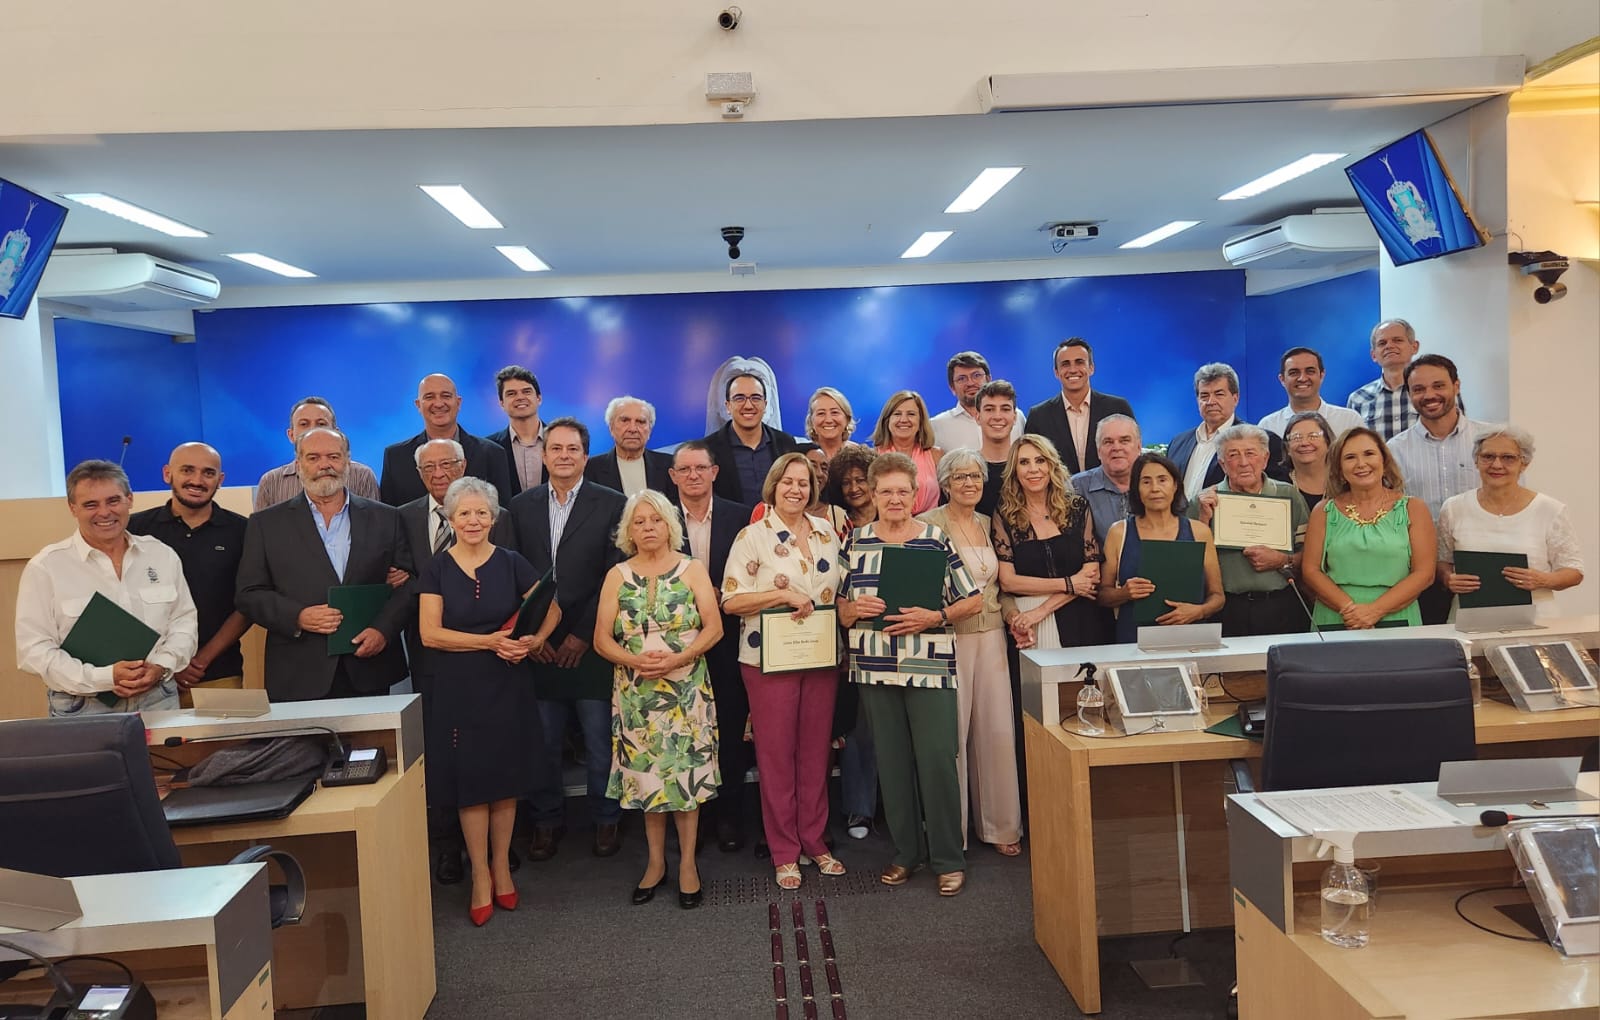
[162,737,325,827]
[162,777,317,827]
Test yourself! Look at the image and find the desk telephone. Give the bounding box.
[322,746,387,786]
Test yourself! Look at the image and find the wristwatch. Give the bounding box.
[939,608,950,626]
[158,667,174,683]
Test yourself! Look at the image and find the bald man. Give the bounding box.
[128,442,252,702]
[379,373,512,507]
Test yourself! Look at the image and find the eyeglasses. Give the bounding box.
[1476,453,1522,465]
[1285,432,1325,444]
[672,464,713,475]
[728,394,766,406]
[419,459,462,474]
[947,472,985,484]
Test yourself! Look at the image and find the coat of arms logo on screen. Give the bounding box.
[1379,154,1442,246]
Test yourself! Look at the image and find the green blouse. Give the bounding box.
[1311,497,1422,629]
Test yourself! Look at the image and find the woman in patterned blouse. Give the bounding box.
[837,452,983,896]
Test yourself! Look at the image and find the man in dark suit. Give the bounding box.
[485,365,544,501]
[584,395,678,501]
[1166,362,1287,501]
[494,416,628,860]
[703,371,805,504]
[236,428,412,702]
[668,439,753,851]
[379,373,512,507]
[1022,337,1136,475]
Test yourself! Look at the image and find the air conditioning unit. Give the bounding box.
[39,250,221,311]
[1222,211,1378,269]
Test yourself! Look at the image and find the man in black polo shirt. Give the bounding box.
[128,442,251,706]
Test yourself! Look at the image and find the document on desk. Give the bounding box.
[1255,786,1463,835]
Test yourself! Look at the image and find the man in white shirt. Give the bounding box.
[16,460,198,716]
[1257,347,1364,438]
[930,351,1024,453]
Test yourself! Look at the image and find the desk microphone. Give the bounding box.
[1478,809,1599,827]
[118,434,132,467]
[162,724,348,766]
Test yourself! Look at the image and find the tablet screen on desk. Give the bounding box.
[1503,642,1598,694]
[1530,827,1600,923]
[1110,666,1197,716]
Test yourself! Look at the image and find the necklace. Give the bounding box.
[1341,500,1393,527]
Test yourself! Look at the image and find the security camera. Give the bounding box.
[721,226,745,260]
[1509,250,1570,304]
[717,6,741,29]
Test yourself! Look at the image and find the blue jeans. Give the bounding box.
[838,710,878,820]
[531,697,620,827]
[47,679,179,717]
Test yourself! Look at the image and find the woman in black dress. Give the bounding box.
[419,477,558,927]
[993,435,1103,651]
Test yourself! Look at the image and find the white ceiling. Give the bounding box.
[0,94,1484,289]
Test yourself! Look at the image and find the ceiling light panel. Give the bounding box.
[496,245,551,272]
[224,252,316,278]
[60,193,208,238]
[900,231,954,259]
[418,185,503,229]
[1217,153,1347,201]
[1119,220,1202,249]
[944,167,1024,213]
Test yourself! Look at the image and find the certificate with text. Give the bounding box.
[1212,492,1293,551]
[759,605,839,674]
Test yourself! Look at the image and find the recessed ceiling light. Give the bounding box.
[1119,220,1202,249]
[944,167,1024,214]
[60,193,208,238]
[1217,153,1347,201]
[418,185,503,229]
[223,252,316,278]
[495,245,551,272]
[900,231,954,259]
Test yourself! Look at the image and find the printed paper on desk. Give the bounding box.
[1255,786,1464,835]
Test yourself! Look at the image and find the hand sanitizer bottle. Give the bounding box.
[1317,834,1370,948]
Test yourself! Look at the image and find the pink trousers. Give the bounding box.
[740,665,838,867]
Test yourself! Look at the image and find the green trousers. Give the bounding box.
[858,683,965,874]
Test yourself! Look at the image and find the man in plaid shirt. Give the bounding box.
[1346,318,1421,439]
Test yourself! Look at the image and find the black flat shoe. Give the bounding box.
[631,878,665,906]
[753,840,771,860]
[678,887,703,910]
[434,849,463,886]
[716,820,745,853]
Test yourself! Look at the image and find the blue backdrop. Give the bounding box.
[54,267,1378,491]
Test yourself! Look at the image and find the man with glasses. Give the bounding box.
[930,351,1025,453]
[702,370,805,504]
[670,440,756,851]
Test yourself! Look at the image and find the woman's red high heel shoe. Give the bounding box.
[469,901,493,926]
[494,890,519,911]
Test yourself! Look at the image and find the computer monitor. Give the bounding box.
[0,714,181,877]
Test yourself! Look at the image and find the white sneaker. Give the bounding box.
[846,815,870,840]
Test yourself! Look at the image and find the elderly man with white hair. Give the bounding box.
[585,395,678,501]
[1190,424,1311,637]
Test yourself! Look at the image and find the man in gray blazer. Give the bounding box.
[236,428,413,701]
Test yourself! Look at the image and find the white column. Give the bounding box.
[0,301,65,498]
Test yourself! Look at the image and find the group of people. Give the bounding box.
[15,318,1586,926]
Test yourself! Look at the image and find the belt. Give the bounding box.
[1227,587,1295,602]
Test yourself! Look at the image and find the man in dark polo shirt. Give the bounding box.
[128,442,251,705]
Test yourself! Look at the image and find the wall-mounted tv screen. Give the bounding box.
[0,177,69,319]
[1344,129,1487,267]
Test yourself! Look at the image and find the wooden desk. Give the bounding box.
[1025,678,1600,1014]
[0,865,274,1019]
[144,696,435,1018]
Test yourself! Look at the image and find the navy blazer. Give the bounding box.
[1165,421,1290,490]
[584,449,679,504]
[701,422,806,504]
[397,495,442,689]
[1021,391,1136,475]
[378,427,512,508]
[492,481,627,648]
[235,493,413,701]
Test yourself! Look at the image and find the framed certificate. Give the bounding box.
[1212,491,1293,551]
[759,605,839,674]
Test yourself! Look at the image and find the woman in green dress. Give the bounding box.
[594,489,724,909]
[1300,427,1436,630]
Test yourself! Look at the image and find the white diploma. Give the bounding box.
[759,605,838,673]
[1212,491,1293,551]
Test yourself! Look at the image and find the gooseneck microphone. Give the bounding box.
[1478,809,1598,827]
[118,434,132,467]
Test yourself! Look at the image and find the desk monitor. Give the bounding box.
[1106,665,1200,716]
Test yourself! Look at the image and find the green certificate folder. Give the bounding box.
[62,592,161,706]
[327,584,394,656]
[506,567,557,638]
[1127,539,1206,627]
[876,545,946,615]
[1454,550,1533,609]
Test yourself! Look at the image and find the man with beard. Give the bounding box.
[128,442,251,707]
[1388,353,1485,624]
[585,396,677,499]
[237,428,413,701]
[380,373,512,507]
[930,351,1024,453]
[1069,414,1142,550]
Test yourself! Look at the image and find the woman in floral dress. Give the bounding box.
[593,489,724,909]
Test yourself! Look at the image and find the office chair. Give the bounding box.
[1230,638,1477,795]
[0,714,305,927]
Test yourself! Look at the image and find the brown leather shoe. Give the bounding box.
[527,826,565,862]
[937,870,966,897]
[879,863,920,886]
[593,822,622,857]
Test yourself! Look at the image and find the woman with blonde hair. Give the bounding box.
[871,390,943,514]
[806,387,857,463]
[993,435,1102,650]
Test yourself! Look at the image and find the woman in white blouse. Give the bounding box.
[918,449,1023,857]
[1437,424,1585,614]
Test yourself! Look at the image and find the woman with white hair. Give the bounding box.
[419,477,558,927]
[1437,424,1584,615]
[593,489,724,910]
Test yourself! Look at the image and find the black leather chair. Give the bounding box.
[0,714,304,927]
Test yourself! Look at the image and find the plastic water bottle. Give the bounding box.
[1077,683,1105,735]
[1320,845,1371,948]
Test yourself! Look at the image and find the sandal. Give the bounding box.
[775,863,802,890]
[812,852,847,877]
[995,842,1023,857]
